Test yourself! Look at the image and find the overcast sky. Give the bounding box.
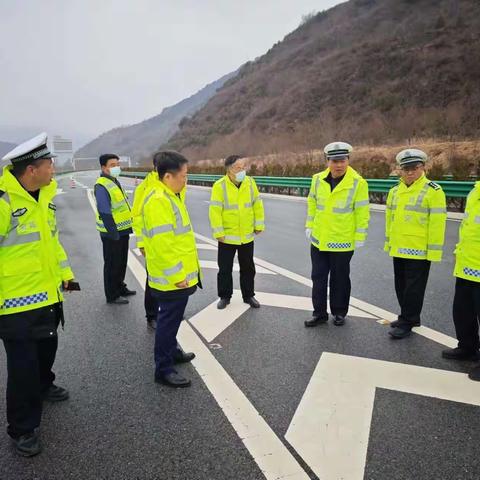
[0,0,343,149]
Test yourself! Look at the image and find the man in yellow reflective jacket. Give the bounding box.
[305,142,370,328]
[442,182,480,380]
[132,157,159,328]
[94,153,135,305]
[385,149,447,339]
[209,155,265,310]
[0,133,76,457]
[143,151,199,388]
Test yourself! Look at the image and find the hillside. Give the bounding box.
[165,0,480,160]
[74,70,237,162]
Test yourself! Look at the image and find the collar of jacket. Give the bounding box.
[398,173,427,192]
[318,166,357,191]
[0,164,56,204]
[158,180,186,201]
[100,172,121,186]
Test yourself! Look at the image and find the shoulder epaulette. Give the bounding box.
[428,181,441,191]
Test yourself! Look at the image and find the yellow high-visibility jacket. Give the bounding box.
[94,176,132,233]
[143,181,201,291]
[132,171,159,248]
[385,174,447,261]
[454,182,480,281]
[209,175,265,245]
[0,165,74,315]
[306,166,370,251]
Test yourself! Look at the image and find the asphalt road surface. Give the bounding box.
[0,171,478,480]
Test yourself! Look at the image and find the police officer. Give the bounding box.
[132,157,159,328]
[94,154,136,304]
[385,149,447,339]
[0,133,76,456]
[442,181,480,380]
[305,142,370,327]
[209,155,265,310]
[142,151,199,388]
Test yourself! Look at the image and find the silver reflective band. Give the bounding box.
[253,197,262,205]
[254,221,264,227]
[0,231,41,247]
[212,227,224,233]
[148,274,169,285]
[245,233,254,240]
[60,260,70,269]
[1,291,48,310]
[474,216,480,224]
[355,200,369,207]
[356,228,367,233]
[221,180,239,210]
[311,236,319,245]
[167,193,192,234]
[146,224,173,237]
[317,205,325,211]
[307,216,314,222]
[332,207,353,213]
[244,202,252,208]
[210,201,223,207]
[429,208,446,214]
[186,271,198,282]
[427,244,443,251]
[404,205,428,213]
[398,248,426,256]
[225,235,241,241]
[163,262,184,276]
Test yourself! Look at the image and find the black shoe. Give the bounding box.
[390,319,420,328]
[468,365,480,381]
[304,316,328,327]
[155,372,191,388]
[333,315,346,326]
[42,384,69,402]
[442,347,480,361]
[12,432,42,457]
[244,297,261,308]
[147,318,156,329]
[120,288,136,297]
[389,326,412,339]
[173,351,196,364]
[217,298,230,310]
[107,297,129,305]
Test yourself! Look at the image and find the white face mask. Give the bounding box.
[109,166,121,178]
[235,170,246,182]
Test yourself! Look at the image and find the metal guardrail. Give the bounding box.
[121,171,476,199]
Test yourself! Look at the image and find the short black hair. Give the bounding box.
[225,155,242,168]
[154,151,188,179]
[99,153,119,167]
[11,158,44,178]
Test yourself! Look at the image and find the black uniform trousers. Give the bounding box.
[217,241,255,300]
[1,305,60,439]
[393,257,431,328]
[311,246,354,318]
[452,277,480,352]
[101,235,129,302]
[145,278,158,321]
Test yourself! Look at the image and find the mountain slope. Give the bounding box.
[75,70,237,162]
[165,0,480,160]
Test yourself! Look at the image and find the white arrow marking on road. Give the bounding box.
[126,250,310,480]
[286,352,480,480]
[56,188,65,195]
[190,290,375,343]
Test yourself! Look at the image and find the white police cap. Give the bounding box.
[1,132,57,164]
[324,141,353,160]
[396,148,428,167]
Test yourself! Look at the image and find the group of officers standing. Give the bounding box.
[1,133,480,458]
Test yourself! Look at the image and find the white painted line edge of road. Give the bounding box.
[126,251,311,480]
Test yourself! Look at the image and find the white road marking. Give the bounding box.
[286,352,480,480]
[56,188,65,195]
[196,243,217,251]
[194,232,459,349]
[126,251,310,480]
[133,248,142,256]
[191,290,375,343]
[199,259,275,275]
